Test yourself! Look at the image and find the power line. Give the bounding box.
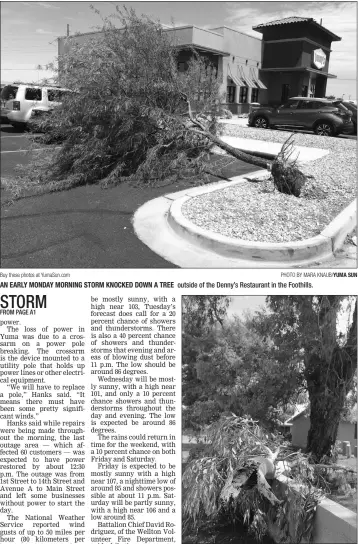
[1,68,55,71]
[1,45,57,48]
[2,51,57,54]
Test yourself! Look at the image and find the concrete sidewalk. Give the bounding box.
[216,116,330,162]
[213,135,329,163]
[218,116,250,127]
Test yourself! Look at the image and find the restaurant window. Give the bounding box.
[227,85,236,103]
[251,87,259,103]
[281,84,290,103]
[239,86,248,103]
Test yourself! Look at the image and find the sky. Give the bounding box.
[1,1,356,99]
[227,295,266,318]
[227,295,355,337]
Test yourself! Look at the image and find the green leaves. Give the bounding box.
[183,415,285,538]
[13,6,223,197]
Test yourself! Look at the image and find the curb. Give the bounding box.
[167,172,356,264]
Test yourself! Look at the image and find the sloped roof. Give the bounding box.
[252,16,341,41]
[287,405,357,424]
[254,16,312,28]
[286,406,310,423]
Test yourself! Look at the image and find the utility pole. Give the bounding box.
[67,24,70,37]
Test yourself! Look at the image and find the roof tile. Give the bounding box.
[254,16,312,28]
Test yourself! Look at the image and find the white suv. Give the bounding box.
[1,83,71,129]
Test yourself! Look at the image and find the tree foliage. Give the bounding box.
[7,6,312,203]
[182,296,231,419]
[182,414,322,543]
[265,295,357,461]
[182,295,356,461]
[182,299,305,430]
[11,7,228,197]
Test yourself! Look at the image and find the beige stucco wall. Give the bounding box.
[58,31,104,57]
[337,421,357,445]
[165,26,225,52]
[291,416,357,449]
[273,476,357,544]
[212,27,265,107]
[57,25,266,108]
[291,415,311,448]
[59,26,226,60]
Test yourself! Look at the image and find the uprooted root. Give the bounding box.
[271,134,309,197]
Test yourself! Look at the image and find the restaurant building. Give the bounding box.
[57,16,341,114]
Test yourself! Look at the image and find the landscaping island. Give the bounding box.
[182,124,356,243]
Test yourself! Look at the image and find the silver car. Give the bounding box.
[248,97,353,136]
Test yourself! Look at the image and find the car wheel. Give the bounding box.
[314,122,334,136]
[254,116,269,129]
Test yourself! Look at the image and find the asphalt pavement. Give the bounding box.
[0,124,258,268]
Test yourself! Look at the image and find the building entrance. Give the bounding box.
[281,83,290,103]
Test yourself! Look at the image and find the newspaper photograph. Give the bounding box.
[0,1,356,269]
[0,1,357,544]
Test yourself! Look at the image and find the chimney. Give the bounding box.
[320,18,322,25]
[67,24,70,37]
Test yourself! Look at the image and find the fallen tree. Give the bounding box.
[5,7,311,202]
[182,414,323,543]
[182,95,310,196]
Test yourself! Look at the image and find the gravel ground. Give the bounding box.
[182,125,356,243]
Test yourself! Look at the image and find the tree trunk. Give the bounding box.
[306,358,343,461]
[305,303,357,461]
[188,127,270,170]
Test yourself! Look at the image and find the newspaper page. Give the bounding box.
[0,271,357,544]
[1,1,357,543]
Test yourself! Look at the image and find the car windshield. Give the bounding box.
[343,102,357,112]
[1,85,18,101]
[332,101,351,113]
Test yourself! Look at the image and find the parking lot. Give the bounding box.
[0,122,262,268]
[1,120,356,269]
[1,123,180,268]
[1,124,38,174]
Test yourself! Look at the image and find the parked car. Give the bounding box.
[333,100,357,134]
[248,97,353,136]
[0,83,71,130]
